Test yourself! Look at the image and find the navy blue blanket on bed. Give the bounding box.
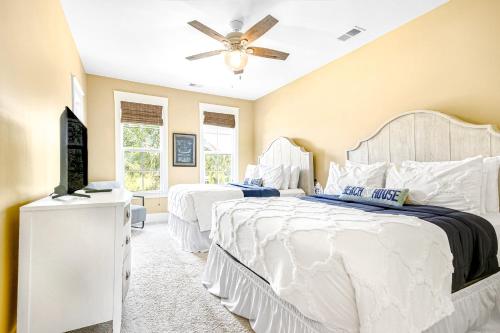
[229,183,281,197]
[302,195,499,292]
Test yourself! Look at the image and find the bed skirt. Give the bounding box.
[202,243,500,333]
[167,213,211,252]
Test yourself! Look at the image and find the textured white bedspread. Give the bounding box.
[211,197,455,333]
[168,184,243,231]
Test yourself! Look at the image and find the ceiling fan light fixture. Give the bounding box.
[224,50,248,72]
[186,15,288,75]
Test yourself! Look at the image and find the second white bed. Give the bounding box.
[167,137,314,252]
[167,185,306,252]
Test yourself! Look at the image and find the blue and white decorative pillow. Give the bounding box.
[339,185,409,207]
[244,178,263,187]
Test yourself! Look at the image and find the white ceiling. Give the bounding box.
[61,0,448,100]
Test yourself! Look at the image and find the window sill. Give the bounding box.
[131,191,168,198]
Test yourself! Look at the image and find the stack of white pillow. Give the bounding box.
[244,164,301,190]
[324,156,500,215]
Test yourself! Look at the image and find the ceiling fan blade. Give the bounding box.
[188,20,228,43]
[248,47,289,60]
[234,69,244,75]
[241,15,278,43]
[186,50,224,61]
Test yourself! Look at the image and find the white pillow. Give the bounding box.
[324,161,388,195]
[289,166,301,189]
[281,165,292,190]
[482,157,500,213]
[386,156,483,214]
[259,165,284,189]
[244,164,259,180]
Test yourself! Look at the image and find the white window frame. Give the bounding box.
[199,103,239,184]
[114,91,168,196]
[71,75,85,123]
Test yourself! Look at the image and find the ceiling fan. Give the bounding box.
[186,15,289,75]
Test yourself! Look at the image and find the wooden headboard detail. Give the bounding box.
[258,137,314,195]
[347,110,500,164]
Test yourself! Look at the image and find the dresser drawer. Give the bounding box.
[122,253,131,302]
[124,204,131,225]
[124,234,131,259]
[122,221,131,258]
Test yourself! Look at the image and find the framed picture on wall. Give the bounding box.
[173,133,196,167]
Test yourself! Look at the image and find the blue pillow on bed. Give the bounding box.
[339,185,409,207]
[244,178,263,187]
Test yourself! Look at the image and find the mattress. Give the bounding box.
[168,184,306,232]
[203,243,500,333]
[168,184,243,231]
[212,198,500,332]
[212,197,456,333]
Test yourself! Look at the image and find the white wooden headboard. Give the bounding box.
[347,110,500,163]
[258,137,314,195]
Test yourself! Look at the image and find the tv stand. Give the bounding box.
[18,190,132,332]
[52,192,91,199]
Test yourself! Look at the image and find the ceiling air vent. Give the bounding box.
[338,26,365,41]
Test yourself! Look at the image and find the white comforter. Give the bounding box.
[168,184,243,231]
[211,197,455,333]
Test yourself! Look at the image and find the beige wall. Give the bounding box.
[86,75,254,212]
[3,0,500,331]
[0,0,87,331]
[254,0,500,185]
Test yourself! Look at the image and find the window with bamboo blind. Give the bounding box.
[200,105,239,184]
[120,100,165,192]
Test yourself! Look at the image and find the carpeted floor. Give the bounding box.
[74,217,253,333]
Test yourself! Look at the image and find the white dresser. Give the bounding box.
[17,190,133,333]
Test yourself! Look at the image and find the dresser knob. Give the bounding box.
[125,235,130,245]
[125,271,130,280]
[126,210,130,219]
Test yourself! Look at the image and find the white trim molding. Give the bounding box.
[114,91,169,196]
[199,103,240,184]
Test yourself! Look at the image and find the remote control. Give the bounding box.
[84,189,113,193]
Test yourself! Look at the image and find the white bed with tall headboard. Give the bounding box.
[203,111,500,333]
[167,137,314,252]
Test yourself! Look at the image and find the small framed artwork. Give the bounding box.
[173,133,196,167]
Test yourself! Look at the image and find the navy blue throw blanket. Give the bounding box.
[302,195,499,292]
[229,183,281,197]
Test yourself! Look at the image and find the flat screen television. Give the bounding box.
[53,107,89,198]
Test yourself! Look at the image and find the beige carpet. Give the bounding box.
[73,219,253,333]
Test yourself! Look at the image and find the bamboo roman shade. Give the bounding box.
[121,101,163,126]
[203,111,235,128]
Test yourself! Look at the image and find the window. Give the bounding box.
[122,124,161,192]
[200,104,239,184]
[71,75,85,122]
[115,91,168,194]
[203,125,235,184]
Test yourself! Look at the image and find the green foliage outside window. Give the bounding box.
[123,125,160,148]
[123,124,161,192]
[205,154,231,184]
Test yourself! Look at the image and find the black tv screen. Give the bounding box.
[54,107,88,195]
